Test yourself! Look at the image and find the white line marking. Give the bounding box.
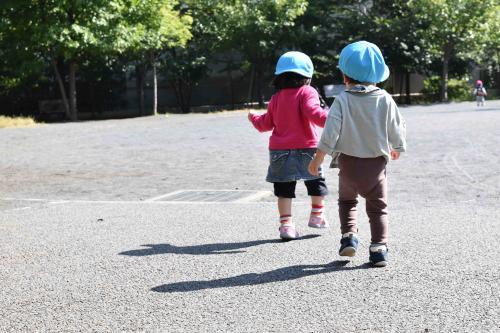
[144,189,272,202]
[1,198,47,202]
[0,198,285,205]
[233,191,273,203]
[144,190,185,202]
[45,199,283,205]
[10,207,31,211]
[450,154,475,182]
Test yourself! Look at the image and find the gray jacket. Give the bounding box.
[318,85,406,162]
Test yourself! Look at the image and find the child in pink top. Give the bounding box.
[248,51,329,240]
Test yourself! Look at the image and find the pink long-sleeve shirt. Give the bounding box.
[249,85,328,149]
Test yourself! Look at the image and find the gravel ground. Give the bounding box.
[1,101,499,332]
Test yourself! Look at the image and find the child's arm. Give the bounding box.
[308,149,327,176]
[317,99,342,155]
[308,100,342,175]
[301,87,328,127]
[387,99,406,156]
[247,96,275,132]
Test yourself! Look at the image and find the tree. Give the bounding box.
[117,0,192,115]
[409,0,496,101]
[0,0,126,120]
[349,0,430,103]
[0,3,48,103]
[160,0,231,113]
[225,0,308,107]
[473,4,500,88]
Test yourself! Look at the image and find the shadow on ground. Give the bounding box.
[152,261,373,293]
[119,234,321,256]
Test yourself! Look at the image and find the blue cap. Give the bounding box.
[275,51,314,78]
[338,41,389,83]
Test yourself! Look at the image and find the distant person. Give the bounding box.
[248,51,329,240]
[308,41,406,267]
[473,80,487,106]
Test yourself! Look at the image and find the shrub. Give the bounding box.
[422,76,473,102]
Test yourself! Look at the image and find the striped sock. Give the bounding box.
[311,204,324,217]
[280,214,292,225]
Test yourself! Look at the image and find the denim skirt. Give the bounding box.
[266,148,324,183]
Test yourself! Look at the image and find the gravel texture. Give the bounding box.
[1,101,499,332]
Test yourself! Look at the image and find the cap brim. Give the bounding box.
[378,65,390,83]
[275,69,312,78]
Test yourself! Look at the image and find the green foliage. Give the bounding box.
[423,76,472,102]
[448,79,474,101]
[117,0,192,55]
[1,0,499,114]
[407,0,497,100]
[226,0,309,104]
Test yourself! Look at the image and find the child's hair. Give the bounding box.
[273,72,311,90]
[343,74,362,85]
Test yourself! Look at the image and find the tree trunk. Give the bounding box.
[256,65,264,108]
[51,57,71,120]
[253,61,265,108]
[150,52,158,116]
[398,71,404,104]
[227,62,235,110]
[136,64,145,116]
[90,83,96,118]
[68,61,78,121]
[171,79,191,113]
[440,45,452,102]
[247,64,255,106]
[405,71,411,105]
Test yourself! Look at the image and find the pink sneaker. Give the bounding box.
[308,215,328,228]
[279,224,299,240]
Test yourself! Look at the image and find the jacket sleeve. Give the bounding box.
[387,98,407,153]
[317,99,342,155]
[249,97,275,132]
[301,86,328,127]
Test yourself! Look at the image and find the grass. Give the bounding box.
[0,116,37,128]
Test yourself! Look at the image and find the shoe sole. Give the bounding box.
[372,261,388,267]
[339,247,356,257]
[279,232,299,241]
[308,222,329,229]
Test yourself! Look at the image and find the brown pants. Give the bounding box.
[338,154,388,244]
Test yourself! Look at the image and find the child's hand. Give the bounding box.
[309,150,327,176]
[391,151,400,160]
[247,112,255,123]
[308,159,321,176]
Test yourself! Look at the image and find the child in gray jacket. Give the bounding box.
[309,41,406,267]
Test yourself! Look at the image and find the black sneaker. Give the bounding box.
[369,244,388,267]
[339,232,359,257]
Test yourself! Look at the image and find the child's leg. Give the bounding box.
[274,182,296,221]
[278,197,292,223]
[274,182,298,240]
[357,159,388,245]
[337,155,359,234]
[338,176,359,234]
[363,180,388,244]
[304,178,329,228]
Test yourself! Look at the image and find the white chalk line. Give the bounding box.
[144,189,273,203]
[444,152,497,192]
[0,197,287,205]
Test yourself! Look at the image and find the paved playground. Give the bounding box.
[1,101,499,332]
